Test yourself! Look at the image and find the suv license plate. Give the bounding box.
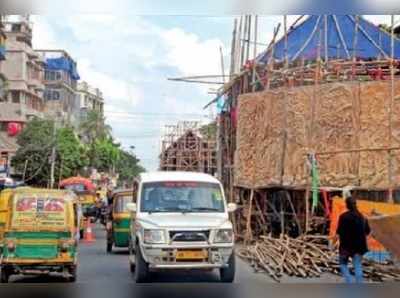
[176,250,207,260]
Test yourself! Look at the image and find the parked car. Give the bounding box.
[127,171,237,283]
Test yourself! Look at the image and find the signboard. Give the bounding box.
[12,194,67,228]
[0,156,8,175]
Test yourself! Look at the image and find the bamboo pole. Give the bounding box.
[229,18,237,79]
[324,15,328,63]
[246,15,252,63]
[388,15,395,203]
[245,189,255,244]
[240,15,247,68]
[284,15,288,68]
[305,187,310,233]
[252,15,258,92]
[236,16,243,74]
[220,46,226,84]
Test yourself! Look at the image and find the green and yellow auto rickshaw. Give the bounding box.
[106,189,136,253]
[59,177,96,237]
[0,188,81,283]
[0,187,31,255]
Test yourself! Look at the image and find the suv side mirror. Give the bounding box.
[126,202,137,212]
[227,203,237,213]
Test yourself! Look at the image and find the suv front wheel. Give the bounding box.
[220,254,235,283]
[134,244,150,283]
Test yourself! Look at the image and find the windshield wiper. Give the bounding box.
[190,207,221,212]
[147,207,189,213]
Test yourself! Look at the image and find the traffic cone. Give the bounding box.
[83,218,96,243]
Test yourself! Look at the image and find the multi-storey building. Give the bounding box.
[36,49,80,126]
[77,81,104,120]
[0,15,8,176]
[0,16,45,176]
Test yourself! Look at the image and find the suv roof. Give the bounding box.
[139,171,220,184]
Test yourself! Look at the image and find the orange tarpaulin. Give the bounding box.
[329,197,400,252]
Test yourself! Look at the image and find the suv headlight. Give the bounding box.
[213,229,234,243]
[143,229,166,244]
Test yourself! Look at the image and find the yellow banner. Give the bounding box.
[12,194,66,228]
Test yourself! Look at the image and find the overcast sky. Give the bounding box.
[30,15,395,171]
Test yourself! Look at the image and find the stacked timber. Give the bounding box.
[234,79,400,189]
[238,234,400,282]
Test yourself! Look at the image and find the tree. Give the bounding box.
[91,137,121,172]
[115,149,145,187]
[56,127,90,180]
[78,110,112,164]
[11,118,54,186]
[11,119,90,186]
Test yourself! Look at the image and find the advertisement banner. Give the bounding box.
[12,194,66,228]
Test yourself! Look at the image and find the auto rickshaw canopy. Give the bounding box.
[59,177,96,192]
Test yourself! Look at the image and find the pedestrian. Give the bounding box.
[333,193,371,283]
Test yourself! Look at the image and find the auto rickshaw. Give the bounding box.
[106,188,136,253]
[0,187,30,255]
[0,188,80,283]
[59,177,96,237]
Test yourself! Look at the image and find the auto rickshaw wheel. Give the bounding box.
[0,267,10,283]
[68,266,77,282]
[107,241,113,253]
[80,229,84,240]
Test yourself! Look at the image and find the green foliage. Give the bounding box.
[79,110,112,165]
[11,118,54,186]
[56,127,89,179]
[91,138,121,172]
[116,149,146,187]
[12,115,145,188]
[199,121,217,140]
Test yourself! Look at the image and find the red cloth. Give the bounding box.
[230,107,237,128]
[7,122,22,136]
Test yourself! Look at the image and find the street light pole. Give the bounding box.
[49,121,57,189]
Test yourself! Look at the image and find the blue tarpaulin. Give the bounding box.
[45,57,80,80]
[257,15,400,64]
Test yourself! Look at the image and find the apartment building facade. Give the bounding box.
[77,81,104,120]
[0,16,45,176]
[36,49,80,126]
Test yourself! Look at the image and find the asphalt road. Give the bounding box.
[8,225,276,284]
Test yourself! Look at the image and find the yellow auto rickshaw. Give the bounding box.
[106,188,136,253]
[0,188,81,283]
[0,187,31,255]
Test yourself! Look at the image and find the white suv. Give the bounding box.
[127,171,237,283]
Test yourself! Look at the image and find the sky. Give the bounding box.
[29,14,396,171]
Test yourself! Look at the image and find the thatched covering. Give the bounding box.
[235,79,400,189]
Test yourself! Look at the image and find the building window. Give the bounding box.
[11,24,21,32]
[52,90,60,100]
[0,122,7,132]
[11,91,20,103]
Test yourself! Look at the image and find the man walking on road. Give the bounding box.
[334,194,371,283]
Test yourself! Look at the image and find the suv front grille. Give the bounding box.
[169,230,210,242]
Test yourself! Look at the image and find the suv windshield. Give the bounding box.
[140,181,225,213]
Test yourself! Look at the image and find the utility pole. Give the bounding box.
[49,121,57,189]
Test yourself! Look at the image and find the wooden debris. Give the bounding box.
[238,234,400,282]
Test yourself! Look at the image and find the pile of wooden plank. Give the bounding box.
[238,234,400,282]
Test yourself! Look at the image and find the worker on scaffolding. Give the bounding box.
[333,193,371,283]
